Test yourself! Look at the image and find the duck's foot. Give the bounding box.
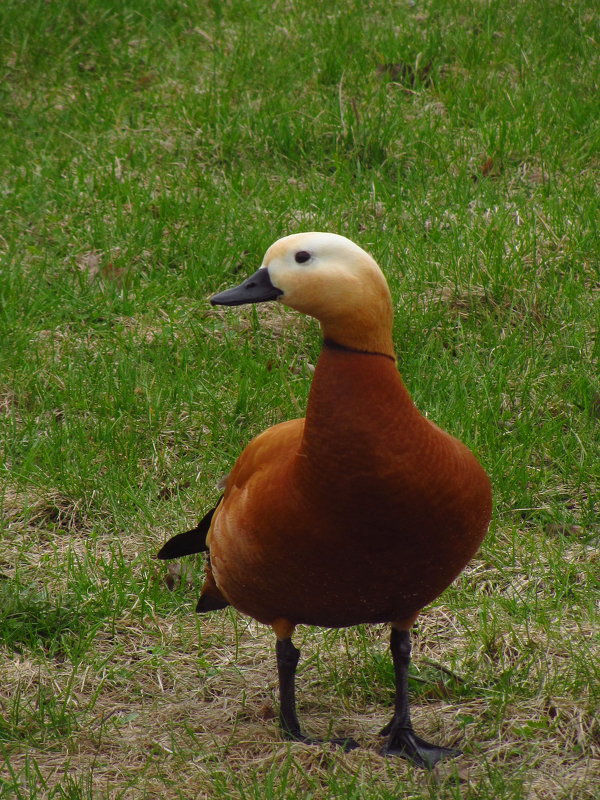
[381,628,462,769]
[283,728,359,752]
[276,636,359,753]
[382,725,461,769]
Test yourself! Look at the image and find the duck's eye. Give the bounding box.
[294,250,311,264]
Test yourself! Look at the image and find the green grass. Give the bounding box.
[0,0,598,797]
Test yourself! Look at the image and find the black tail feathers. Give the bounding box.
[156,497,222,560]
[196,593,230,613]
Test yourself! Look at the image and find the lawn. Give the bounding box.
[0,0,598,797]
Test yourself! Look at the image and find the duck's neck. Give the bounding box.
[299,342,420,475]
[318,305,395,360]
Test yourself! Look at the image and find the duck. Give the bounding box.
[158,232,492,768]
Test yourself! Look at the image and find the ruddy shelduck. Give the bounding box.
[158,232,492,767]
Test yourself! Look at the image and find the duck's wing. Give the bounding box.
[157,496,223,559]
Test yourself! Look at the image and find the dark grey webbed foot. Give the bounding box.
[330,736,360,752]
[382,627,463,768]
[283,728,359,752]
[276,637,359,753]
[382,724,461,768]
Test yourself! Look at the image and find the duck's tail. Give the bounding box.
[196,556,230,613]
[156,497,222,559]
[157,497,230,613]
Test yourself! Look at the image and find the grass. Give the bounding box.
[0,0,598,796]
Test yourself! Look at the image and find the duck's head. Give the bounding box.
[211,232,395,357]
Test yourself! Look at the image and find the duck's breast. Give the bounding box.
[208,350,491,627]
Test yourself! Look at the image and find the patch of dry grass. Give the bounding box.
[1,504,598,798]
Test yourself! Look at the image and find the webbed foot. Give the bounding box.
[382,628,463,769]
[283,728,359,752]
[276,636,359,753]
[382,724,461,768]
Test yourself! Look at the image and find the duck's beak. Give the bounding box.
[211,267,283,307]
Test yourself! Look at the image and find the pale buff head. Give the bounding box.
[263,233,395,357]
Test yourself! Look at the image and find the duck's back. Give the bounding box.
[208,346,491,628]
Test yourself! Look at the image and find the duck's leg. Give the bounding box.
[274,626,359,752]
[276,636,306,741]
[381,626,461,768]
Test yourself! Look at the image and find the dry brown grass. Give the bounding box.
[2,617,598,799]
[1,503,598,798]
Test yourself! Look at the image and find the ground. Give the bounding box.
[0,1,598,797]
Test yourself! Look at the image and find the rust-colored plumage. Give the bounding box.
[158,232,492,767]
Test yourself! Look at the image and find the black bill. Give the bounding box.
[211,268,283,307]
